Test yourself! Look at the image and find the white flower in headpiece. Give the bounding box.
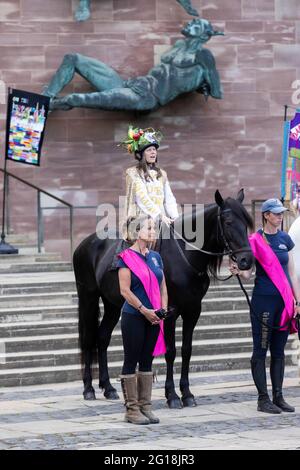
[144,132,156,143]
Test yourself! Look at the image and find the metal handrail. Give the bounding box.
[0,168,74,260]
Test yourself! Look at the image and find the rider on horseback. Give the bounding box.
[119,125,179,241]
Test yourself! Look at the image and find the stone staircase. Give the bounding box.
[0,236,298,387]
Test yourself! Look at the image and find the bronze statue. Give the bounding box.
[75,0,199,22]
[43,19,223,112]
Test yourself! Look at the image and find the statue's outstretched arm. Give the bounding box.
[176,0,199,16]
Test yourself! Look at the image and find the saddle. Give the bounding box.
[108,238,132,271]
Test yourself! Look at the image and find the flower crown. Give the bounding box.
[119,125,163,154]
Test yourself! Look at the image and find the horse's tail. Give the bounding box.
[73,238,100,360]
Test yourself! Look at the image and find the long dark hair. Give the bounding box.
[135,150,163,182]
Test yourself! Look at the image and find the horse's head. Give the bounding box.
[215,189,254,271]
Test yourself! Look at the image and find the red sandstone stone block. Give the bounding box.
[208,44,238,69]
[238,44,273,68]
[275,0,300,20]
[225,20,264,32]
[0,33,20,45]
[94,21,180,35]
[274,45,300,68]
[58,34,84,46]
[264,20,296,34]
[20,0,72,20]
[88,0,113,21]
[83,33,126,45]
[153,115,246,140]
[202,0,242,20]
[205,178,240,199]
[269,91,298,116]
[223,31,295,45]
[256,68,296,91]
[20,33,58,46]
[0,0,20,21]
[37,20,94,33]
[2,70,32,84]
[125,32,170,48]
[0,46,44,69]
[219,92,270,115]
[155,0,201,21]
[44,119,68,142]
[0,22,36,33]
[242,0,275,19]
[67,118,115,142]
[113,0,156,21]
[244,116,282,140]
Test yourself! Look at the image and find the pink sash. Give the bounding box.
[249,232,297,334]
[118,248,167,356]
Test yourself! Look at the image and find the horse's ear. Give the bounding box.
[236,188,244,203]
[215,190,224,207]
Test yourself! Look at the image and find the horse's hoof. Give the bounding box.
[104,389,119,400]
[83,390,96,400]
[167,398,183,409]
[182,396,197,407]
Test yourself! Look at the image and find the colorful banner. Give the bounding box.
[5,88,50,166]
[281,108,300,201]
[289,112,300,160]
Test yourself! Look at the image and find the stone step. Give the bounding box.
[0,282,249,297]
[0,349,296,388]
[0,290,250,310]
[0,320,253,340]
[0,304,78,323]
[5,234,34,244]
[205,287,252,298]
[0,305,252,326]
[0,262,73,273]
[201,296,250,311]
[0,282,76,296]
[0,252,62,263]
[0,334,295,358]
[0,292,78,308]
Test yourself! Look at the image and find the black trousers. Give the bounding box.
[121,312,160,375]
[250,294,289,360]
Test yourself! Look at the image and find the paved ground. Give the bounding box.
[1,366,300,450]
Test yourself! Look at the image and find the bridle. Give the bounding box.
[215,207,252,263]
[164,206,252,278]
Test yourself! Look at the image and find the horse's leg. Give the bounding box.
[77,284,100,401]
[98,298,121,400]
[83,349,96,400]
[164,314,182,409]
[180,310,201,407]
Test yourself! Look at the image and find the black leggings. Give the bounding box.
[121,312,160,375]
[250,294,289,360]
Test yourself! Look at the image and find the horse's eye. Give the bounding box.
[224,219,233,227]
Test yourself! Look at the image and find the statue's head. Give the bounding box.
[181,18,224,41]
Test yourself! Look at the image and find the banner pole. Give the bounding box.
[280,105,289,231]
[0,87,18,254]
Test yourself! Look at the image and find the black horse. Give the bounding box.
[73,189,254,408]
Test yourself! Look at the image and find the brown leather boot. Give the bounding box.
[137,371,160,424]
[120,374,150,425]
